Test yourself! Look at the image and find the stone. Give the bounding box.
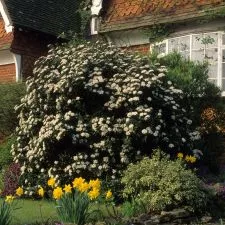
[160,208,190,219]
[144,215,161,225]
[201,216,213,223]
[139,213,151,222]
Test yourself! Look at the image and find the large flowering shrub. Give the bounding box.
[12,41,200,189]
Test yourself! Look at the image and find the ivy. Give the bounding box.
[144,24,174,44]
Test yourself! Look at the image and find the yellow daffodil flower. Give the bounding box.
[5,195,14,203]
[38,187,44,198]
[189,156,197,163]
[53,187,63,200]
[72,177,85,189]
[16,187,24,197]
[89,179,101,190]
[63,184,72,193]
[47,177,55,188]
[185,155,197,163]
[88,188,100,200]
[78,182,89,193]
[106,190,112,200]
[177,152,183,159]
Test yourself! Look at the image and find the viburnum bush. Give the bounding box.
[12,41,200,191]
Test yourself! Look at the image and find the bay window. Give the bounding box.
[151,32,225,95]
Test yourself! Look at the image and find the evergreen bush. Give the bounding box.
[122,150,209,213]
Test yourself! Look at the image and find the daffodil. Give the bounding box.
[78,182,89,193]
[16,187,24,197]
[106,190,112,200]
[72,177,85,189]
[185,155,197,163]
[5,195,14,203]
[47,177,55,188]
[88,188,100,200]
[189,155,197,163]
[89,179,101,190]
[177,152,183,159]
[63,184,72,193]
[53,187,63,200]
[38,187,44,197]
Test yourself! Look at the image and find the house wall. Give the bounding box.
[0,18,15,82]
[0,19,13,49]
[11,28,56,80]
[0,63,16,82]
[105,18,225,52]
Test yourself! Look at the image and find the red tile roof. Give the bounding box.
[100,0,225,32]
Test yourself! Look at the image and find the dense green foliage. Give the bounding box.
[122,150,209,213]
[0,137,14,170]
[0,201,13,225]
[149,52,225,173]
[0,83,25,137]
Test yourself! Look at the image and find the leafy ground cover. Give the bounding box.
[0,199,58,225]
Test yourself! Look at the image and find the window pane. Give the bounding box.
[205,49,218,63]
[208,64,218,79]
[168,38,178,52]
[152,43,166,54]
[223,34,225,45]
[222,79,225,91]
[222,50,225,62]
[180,51,190,60]
[192,49,204,62]
[222,63,225,78]
[180,36,190,51]
[192,34,204,50]
[208,79,217,86]
[204,33,218,48]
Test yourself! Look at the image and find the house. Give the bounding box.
[0,0,80,83]
[92,0,225,96]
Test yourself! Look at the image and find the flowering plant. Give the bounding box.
[0,195,15,225]
[37,177,112,225]
[12,41,200,190]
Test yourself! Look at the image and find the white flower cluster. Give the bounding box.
[12,41,200,189]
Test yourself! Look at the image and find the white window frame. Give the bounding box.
[151,32,225,96]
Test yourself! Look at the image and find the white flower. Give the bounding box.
[169,144,174,148]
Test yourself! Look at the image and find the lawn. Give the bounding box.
[1,199,59,225]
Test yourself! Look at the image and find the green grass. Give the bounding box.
[1,199,59,225]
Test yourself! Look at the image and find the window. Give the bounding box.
[151,32,225,95]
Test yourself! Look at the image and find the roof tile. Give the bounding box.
[102,0,225,27]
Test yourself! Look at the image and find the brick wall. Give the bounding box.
[123,44,150,54]
[0,19,15,83]
[11,28,57,79]
[0,63,16,83]
[0,19,13,49]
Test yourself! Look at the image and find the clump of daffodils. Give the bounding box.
[36,177,113,201]
[177,152,197,163]
[12,41,201,190]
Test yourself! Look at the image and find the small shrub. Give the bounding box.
[2,163,21,196]
[121,150,209,213]
[0,83,25,137]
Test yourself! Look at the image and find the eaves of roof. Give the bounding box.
[100,2,225,33]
